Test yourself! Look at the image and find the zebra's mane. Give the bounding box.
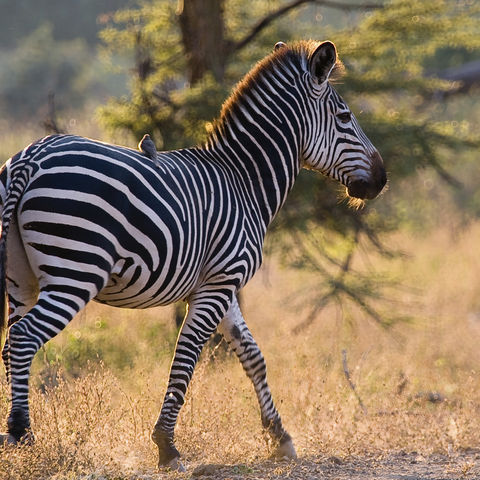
[208,40,344,141]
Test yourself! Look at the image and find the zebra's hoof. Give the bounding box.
[272,438,297,460]
[165,456,186,472]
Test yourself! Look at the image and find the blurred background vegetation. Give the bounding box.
[0,0,479,368]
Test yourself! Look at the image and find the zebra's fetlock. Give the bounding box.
[151,428,181,466]
[262,416,295,452]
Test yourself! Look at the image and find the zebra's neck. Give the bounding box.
[204,76,303,228]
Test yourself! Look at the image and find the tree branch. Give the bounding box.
[290,224,398,333]
[291,228,361,334]
[429,157,463,189]
[230,0,383,54]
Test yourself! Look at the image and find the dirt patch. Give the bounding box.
[184,450,480,480]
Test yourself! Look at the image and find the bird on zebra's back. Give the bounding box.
[138,134,161,168]
[0,40,386,471]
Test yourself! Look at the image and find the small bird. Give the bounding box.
[138,134,161,168]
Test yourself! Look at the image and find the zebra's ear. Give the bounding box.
[309,41,337,84]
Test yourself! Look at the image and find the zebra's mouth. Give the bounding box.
[347,180,371,199]
[347,178,384,200]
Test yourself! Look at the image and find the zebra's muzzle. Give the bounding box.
[347,152,387,200]
[347,179,376,199]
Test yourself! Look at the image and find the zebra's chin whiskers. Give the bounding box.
[346,194,366,210]
[337,185,366,210]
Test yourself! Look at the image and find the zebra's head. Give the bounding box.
[299,41,387,200]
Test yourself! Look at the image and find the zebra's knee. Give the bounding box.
[8,320,27,343]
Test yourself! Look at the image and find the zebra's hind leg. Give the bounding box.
[1,222,39,446]
[152,292,231,471]
[217,295,297,460]
[4,289,85,444]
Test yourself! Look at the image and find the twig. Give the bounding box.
[429,157,463,189]
[341,349,367,414]
[42,92,65,135]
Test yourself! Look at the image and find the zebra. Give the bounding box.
[0,40,386,470]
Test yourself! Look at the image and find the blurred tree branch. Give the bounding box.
[177,0,383,84]
[230,0,383,55]
[342,349,368,414]
[290,227,390,334]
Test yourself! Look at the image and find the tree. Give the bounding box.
[98,0,380,147]
[98,0,480,329]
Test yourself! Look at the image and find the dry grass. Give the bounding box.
[1,220,480,478]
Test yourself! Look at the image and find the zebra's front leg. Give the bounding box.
[152,294,229,471]
[217,295,296,460]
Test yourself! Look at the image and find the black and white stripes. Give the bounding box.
[0,40,386,468]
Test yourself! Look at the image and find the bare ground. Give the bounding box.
[181,451,480,480]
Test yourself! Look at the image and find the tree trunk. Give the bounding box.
[177,0,227,84]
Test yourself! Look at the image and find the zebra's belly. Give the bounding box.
[94,256,200,309]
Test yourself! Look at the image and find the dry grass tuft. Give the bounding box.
[1,222,480,478]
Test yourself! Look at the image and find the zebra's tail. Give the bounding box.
[0,152,33,352]
[0,232,7,352]
[0,161,9,352]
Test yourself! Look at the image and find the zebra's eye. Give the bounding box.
[337,112,351,123]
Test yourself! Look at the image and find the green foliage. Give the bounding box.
[0,25,89,119]
[338,0,480,79]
